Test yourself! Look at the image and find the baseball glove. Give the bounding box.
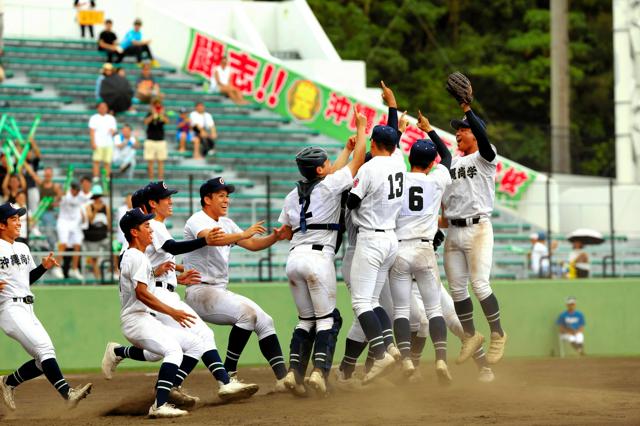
[446,72,473,105]
[433,229,445,251]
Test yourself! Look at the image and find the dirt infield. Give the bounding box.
[1,357,639,425]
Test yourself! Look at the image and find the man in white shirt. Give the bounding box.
[209,57,248,105]
[530,232,550,277]
[51,183,85,280]
[113,124,137,178]
[189,102,217,156]
[89,102,117,181]
[0,202,92,411]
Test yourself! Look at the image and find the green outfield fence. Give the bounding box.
[1,279,638,371]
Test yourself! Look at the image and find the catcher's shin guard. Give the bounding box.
[312,309,343,375]
[289,325,316,383]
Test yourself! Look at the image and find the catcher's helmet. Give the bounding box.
[296,146,329,180]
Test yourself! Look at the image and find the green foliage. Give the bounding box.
[308,0,614,176]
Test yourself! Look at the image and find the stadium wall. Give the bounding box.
[1,279,638,371]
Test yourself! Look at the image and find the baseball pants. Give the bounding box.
[560,332,584,345]
[410,283,464,339]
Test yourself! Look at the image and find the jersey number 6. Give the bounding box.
[387,172,404,200]
[408,186,423,211]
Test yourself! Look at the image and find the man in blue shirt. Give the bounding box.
[556,297,585,355]
[118,19,158,67]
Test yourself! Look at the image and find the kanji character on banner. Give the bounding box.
[228,50,261,94]
[498,166,529,197]
[186,33,225,79]
[399,125,426,154]
[348,103,377,133]
[324,92,352,126]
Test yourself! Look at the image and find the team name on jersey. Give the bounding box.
[0,254,30,269]
[449,165,479,180]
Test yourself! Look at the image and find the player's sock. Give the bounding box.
[40,358,70,399]
[393,318,412,359]
[429,316,447,362]
[479,294,504,336]
[289,327,313,382]
[224,325,252,375]
[258,334,287,380]
[202,349,230,384]
[340,338,367,379]
[173,355,199,388]
[454,298,476,336]
[357,311,385,359]
[410,332,427,367]
[374,307,394,348]
[472,347,489,369]
[155,362,178,406]
[114,345,147,361]
[365,349,375,372]
[5,359,43,388]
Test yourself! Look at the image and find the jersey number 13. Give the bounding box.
[387,172,404,200]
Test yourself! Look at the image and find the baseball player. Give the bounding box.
[389,111,453,383]
[183,177,290,390]
[0,203,92,411]
[102,182,259,404]
[278,106,367,395]
[442,72,507,365]
[51,182,85,280]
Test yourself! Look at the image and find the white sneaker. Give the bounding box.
[362,352,395,384]
[273,377,288,393]
[50,266,64,279]
[486,332,508,365]
[283,370,306,397]
[68,269,84,280]
[335,370,363,392]
[387,344,401,361]
[169,386,200,406]
[456,332,485,364]
[435,360,452,385]
[148,402,188,418]
[101,342,122,380]
[401,359,415,377]
[307,370,326,396]
[0,375,16,410]
[478,366,495,383]
[67,383,92,409]
[218,380,259,402]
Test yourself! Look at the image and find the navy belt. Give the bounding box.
[13,296,34,304]
[156,281,175,292]
[398,238,432,243]
[290,244,324,252]
[357,228,387,233]
[450,217,481,227]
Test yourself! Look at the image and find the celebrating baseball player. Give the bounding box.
[102,182,259,405]
[441,72,507,365]
[0,202,92,411]
[182,177,290,391]
[389,110,453,383]
[278,105,367,395]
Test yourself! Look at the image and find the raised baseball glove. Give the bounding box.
[446,72,473,105]
[433,229,445,251]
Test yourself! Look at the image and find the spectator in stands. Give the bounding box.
[190,101,217,157]
[79,175,93,204]
[119,18,158,67]
[89,101,117,182]
[567,240,590,279]
[83,186,110,279]
[24,166,61,250]
[95,63,114,101]
[114,193,132,270]
[143,98,169,180]
[176,107,199,157]
[51,182,85,280]
[2,172,27,204]
[97,19,122,63]
[0,152,7,186]
[557,296,585,355]
[24,135,42,210]
[74,0,95,39]
[529,232,549,277]
[113,123,137,178]
[136,62,161,104]
[209,56,248,105]
[14,190,30,245]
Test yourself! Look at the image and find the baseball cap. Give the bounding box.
[134,18,142,25]
[131,187,148,209]
[409,138,437,167]
[91,184,104,200]
[200,177,235,200]
[450,114,486,131]
[371,125,398,149]
[565,296,577,305]
[0,202,26,222]
[529,232,539,240]
[145,181,178,201]
[178,107,188,114]
[119,208,155,239]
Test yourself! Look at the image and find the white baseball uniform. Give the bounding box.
[56,192,85,245]
[442,147,497,302]
[183,211,276,340]
[119,247,203,366]
[0,239,56,367]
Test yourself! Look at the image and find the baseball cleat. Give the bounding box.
[478,366,495,383]
[456,332,485,364]
[408,368,424,384]
[362,352,395,385]
[148,402,188,418]
[0,375,16,410]
[283,370,307,397]
[169,386,200,407]
[101,342,123,380]
[273,377,288,393]
[435,360,452,385]
[387,344,402,361]
[307,371,327,396]
[218,380,259,402]
[401,359,416,377]
[335,370,363,392]
[486,332,507,364]
[67,383,92,409]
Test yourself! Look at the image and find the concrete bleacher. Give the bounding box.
[3,36,639,283]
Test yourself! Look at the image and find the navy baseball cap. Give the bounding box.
[409,139,437,166]
[119,208,155,238]
[0,202,26,221]
[131,188,148,209]
[200,177,235,200]
[371,124,398,149]
[450,114,486,131]
[145,181,178,201]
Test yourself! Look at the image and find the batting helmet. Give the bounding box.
[296,146,328,180]
[409,139,437,168]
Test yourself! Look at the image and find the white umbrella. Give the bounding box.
[566,228,604,245]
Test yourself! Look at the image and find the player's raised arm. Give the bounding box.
[417,110,452,169]
[160,227,224,255]
[134,282,196,327]
[197,221,266,246]
[347,106,368,177]
[332,134,356,173]
[30,252,59,284]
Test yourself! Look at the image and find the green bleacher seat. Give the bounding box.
[4,57,176,73]
[0,83,44,93]
[0,94,72,104]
